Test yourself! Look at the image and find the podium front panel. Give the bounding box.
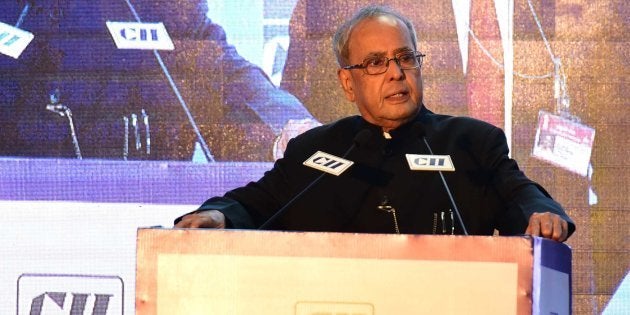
[136,229,553,314]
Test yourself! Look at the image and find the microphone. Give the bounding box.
[45,104,69,116]
[412,123,469,235]
[45,88,82,159]
[258,129,373,230]
[142,109,151,155]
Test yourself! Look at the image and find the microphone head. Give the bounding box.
[411,122,426,138]
[353,129,373,147]
[46,104,67,116]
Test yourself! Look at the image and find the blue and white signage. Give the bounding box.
[106,21,174,50]
[17,274,123,315]
[406,154,455,171]
[0,21,34,59]
[303,151,354,176]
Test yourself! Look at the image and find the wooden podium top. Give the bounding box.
[136,228,570,315]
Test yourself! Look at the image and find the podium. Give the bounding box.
[136,228,571,314]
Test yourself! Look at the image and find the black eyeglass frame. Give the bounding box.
[342,51,426,75]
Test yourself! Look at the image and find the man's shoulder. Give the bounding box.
[422,110,499,133]
[298,115,363,138]
[284,116,364,155]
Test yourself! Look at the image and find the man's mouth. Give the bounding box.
[385,91,409,100]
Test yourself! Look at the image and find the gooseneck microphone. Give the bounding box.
[258,129,373,230]
[46,90,82,160]
[412,123,469,235]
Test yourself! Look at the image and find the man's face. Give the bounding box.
[337,16,423,131]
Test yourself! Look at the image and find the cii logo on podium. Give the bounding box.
[106,21,174,50]
[17,274,123,315]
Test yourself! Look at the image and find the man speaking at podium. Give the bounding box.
[175,5,574,242]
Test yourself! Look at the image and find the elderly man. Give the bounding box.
[175,5,574,241]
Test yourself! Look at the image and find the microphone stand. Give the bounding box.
[46,88,82,159]
[46,104,83,160]
[412,121,469,235]
[123,116,129,160]
[15,1,32,27]
[258,129,373,230]
[122,0,215,162]
[419,136,467,235]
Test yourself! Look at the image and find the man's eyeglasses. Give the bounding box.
[343,51,426,75]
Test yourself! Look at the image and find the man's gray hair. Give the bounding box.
[332,5,418,67]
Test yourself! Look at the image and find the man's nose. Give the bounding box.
[386,59,406,80]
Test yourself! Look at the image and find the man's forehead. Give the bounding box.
[363,47,414,58]
[348,16,412,57]
[373,15,402,27]
[354,14,405,32]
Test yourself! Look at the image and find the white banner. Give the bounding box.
[1,200,187,315]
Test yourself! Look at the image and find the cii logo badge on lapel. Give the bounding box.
[406,154,455,171]
[17,274,123,315]
[303,151,354,176]
[106,21,174,50]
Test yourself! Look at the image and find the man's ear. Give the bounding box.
[337,68,355,102]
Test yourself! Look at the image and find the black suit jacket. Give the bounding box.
[184,106,575,236]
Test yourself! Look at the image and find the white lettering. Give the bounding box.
[406,154,455,171]
[303,151,354,176]
[106,21,174,50]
